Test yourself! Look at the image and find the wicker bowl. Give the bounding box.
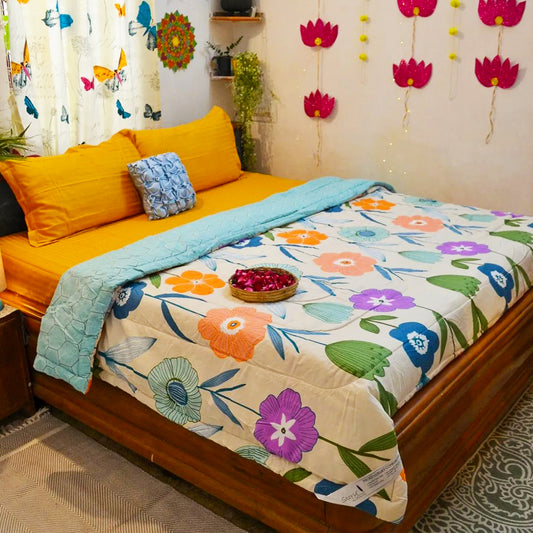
[229,267,298,303]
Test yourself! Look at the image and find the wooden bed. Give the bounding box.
[6,274,532,533]
[1,106,532,531]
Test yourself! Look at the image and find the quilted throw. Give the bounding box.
[38,178,533,523]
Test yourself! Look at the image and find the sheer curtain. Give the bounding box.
[5,0,161,155]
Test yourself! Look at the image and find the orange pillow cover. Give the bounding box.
[127,106,242,192]
[0,131,143,247]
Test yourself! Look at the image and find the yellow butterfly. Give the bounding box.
[11,40,31,89]
[115,3,125,16]
[93,48,127,92]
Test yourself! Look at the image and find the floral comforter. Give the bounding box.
[95,187,532,523]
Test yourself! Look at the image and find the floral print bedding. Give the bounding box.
[95,186,533,523]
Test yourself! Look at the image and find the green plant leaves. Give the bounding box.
[376,380,398,417]
[325,340,392,380]
[427,274,481,298]
[490,230,533,245]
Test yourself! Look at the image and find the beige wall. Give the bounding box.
[209,0,533,214]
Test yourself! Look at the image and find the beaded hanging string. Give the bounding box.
[357,1,370,84]
[476,0,524,143]
[394,1,435,132]
[448,0,461,100]
[301,0,337,167]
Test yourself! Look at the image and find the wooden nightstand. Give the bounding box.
[0,305,35,420]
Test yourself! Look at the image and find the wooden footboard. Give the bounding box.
[22,288,533,533]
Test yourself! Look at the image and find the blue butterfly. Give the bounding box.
[128,1,157,51]
[143,103,161,121]
[116,100,131,119]
[24,96,38,118]
[61,105,69,124]
[42,1,73,29]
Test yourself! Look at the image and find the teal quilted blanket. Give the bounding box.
[34,177,391,393]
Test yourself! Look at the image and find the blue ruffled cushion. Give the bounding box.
[127,152,196,220]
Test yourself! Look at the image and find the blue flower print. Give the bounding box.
[478,263,514,304]
[325,204,343,213]
[112,281,147,319]
[230,236,263,249]
[339,226,390,244]
[390,322,439,385]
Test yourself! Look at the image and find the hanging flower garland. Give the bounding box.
[357,3,370,83]
[157,12,196,71]
[476,0,525,143]
[448,0,461,99]
[300,1,338,166]
[394,0,436,130]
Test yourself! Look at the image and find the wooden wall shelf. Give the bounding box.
[210,12,263,22]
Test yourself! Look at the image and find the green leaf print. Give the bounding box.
[490,230,533,246]
[376,380,398,417]
[236,446,271,466]
[338,446,372,478]
[427,275,481,298]
[359,319,380,334]
[150,273,161,288]
[284,467,312,483]
[451,258,479,270]
[303,303,353,323]
[358,431,398,454]
[325,341,392,380]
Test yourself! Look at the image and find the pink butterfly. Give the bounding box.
[81,76,95,91]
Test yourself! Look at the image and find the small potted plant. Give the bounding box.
[0,127,28,160]
[207,35,243,77]
[232,51,263,170]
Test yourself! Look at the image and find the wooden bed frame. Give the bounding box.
[10,286,532,533]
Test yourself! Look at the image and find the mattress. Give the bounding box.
[0,173,303,315]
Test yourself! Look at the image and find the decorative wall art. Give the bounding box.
[157,11,196,71]
[476,0,525,143]
[300,1,338,166]
[394,0,436,130]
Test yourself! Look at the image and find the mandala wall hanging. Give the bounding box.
[476,0,525,142]
[394,0,436,131]
[300,1,338,166]
[157,11,196,71]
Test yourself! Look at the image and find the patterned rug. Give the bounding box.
[412,384,533,533]
[0,409,245,533]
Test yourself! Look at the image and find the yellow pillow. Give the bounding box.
[127,106,242,192]
[0,131,143,247]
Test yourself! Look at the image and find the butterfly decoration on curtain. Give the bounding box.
[116,100,131,119]
[11,40,31,89]
[81,76,95,91]
[93,49,127,92]
[24,96,38,119]
[115,3,126,17]
[144,104,161,121]
[42,1,74,29]
[61,105,69,124]
[129,1,157,51]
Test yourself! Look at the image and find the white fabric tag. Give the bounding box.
[315,453,403,506]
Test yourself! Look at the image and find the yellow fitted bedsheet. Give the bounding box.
[0,173,303,316]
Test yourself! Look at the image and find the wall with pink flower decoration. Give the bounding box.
[157,0,533,214]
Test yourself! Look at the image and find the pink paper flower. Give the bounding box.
[300,18,339,48]
[304,90,335,118]
[478,0,526,26]
[393,58,432,88]
[475,55,519,88]
[397,0,438,17]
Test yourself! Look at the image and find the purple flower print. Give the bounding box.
[254,389,319,463]
[436,241,491,256]
[350,289,415,312]
[491,210,523,218]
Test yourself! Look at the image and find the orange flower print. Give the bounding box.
[277,229,328,245]
[314,252,377,276]
[166,270,225,296]
[351,198,396,211]
[393,215,444,232]
[198,307,272,362]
